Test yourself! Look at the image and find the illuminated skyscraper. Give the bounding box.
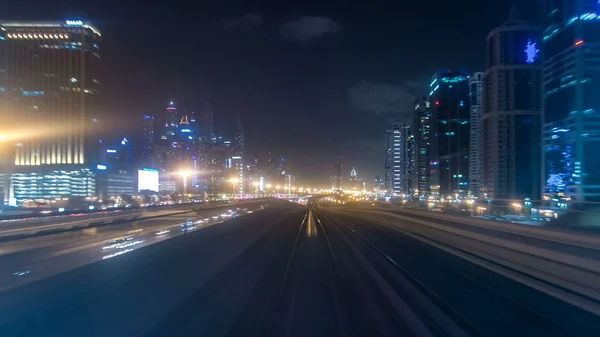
[233,118,244,194]
[483,10,542,199]
[468,73,483,197]
[141,115,155,166]
[163,101,178,140]
[413,97,432,196]
[384,122,413,196]
[0,20,101,167]
[428,70,471,196]
[0,19,102,200]
[542,0,600,201]
[348,167,359,190]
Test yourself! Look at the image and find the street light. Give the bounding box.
[178,171,192,203]
[512,203,522,216]
[229,178,239,199]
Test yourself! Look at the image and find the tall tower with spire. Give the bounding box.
[348,167,359,190]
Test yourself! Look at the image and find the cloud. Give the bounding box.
[280,16,342,42]
[347,80,426,117]
[221,13,264,30]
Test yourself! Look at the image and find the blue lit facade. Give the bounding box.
[99,138,133,172]
[482,12,542,200]
[428,70,471,196]
[542,0,600,201]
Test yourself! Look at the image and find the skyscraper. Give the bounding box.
[233,118,244,194]
[348,167,359,190]
[542,0,600,201]
[428,70,471,196]
[142,115,155,166]
[384,122,413,196]
[163,101,178,140]
[0,20,102,200]
[483,10,542,200]
[469,73,483,197]
[413,97,432,196]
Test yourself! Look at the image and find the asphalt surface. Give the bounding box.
[0,202,264,291]
[0,202,245,239]
[1,202,599,337]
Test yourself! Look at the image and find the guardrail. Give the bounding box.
[0,198,275,222]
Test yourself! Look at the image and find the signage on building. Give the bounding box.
[524,40,539,64]
[138,168,159,192]
[65,20,83,26]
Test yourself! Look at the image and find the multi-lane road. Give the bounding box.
[0,201,266,291]
[1,201,600,336]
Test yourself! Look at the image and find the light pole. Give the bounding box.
[512,203,522,216]
[178,171,192,203]
[229,178,239,199]
[466,199,474,216]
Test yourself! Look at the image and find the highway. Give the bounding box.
[0,200,265,241]
[0,201,266,291]
[1,201,600,336]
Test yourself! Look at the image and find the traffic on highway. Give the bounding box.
[0,201,266,292]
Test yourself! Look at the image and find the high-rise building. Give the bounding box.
[483,9,542,200]
[206,135,232,195]
[233,118,244,194]
[100,138,133,171]
[384,122,414,196]
[469,73,483,197]
[384,129,393,192]
[348,167,359,190]
[413,97,432,196]
[163,101,178,140]
[428,70,471,196]
[142,115,155,166]
[542,0,600,201]
[0,19,102,201]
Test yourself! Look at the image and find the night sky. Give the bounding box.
[5,0,540,185]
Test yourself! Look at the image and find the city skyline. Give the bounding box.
[0,0,542,185]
